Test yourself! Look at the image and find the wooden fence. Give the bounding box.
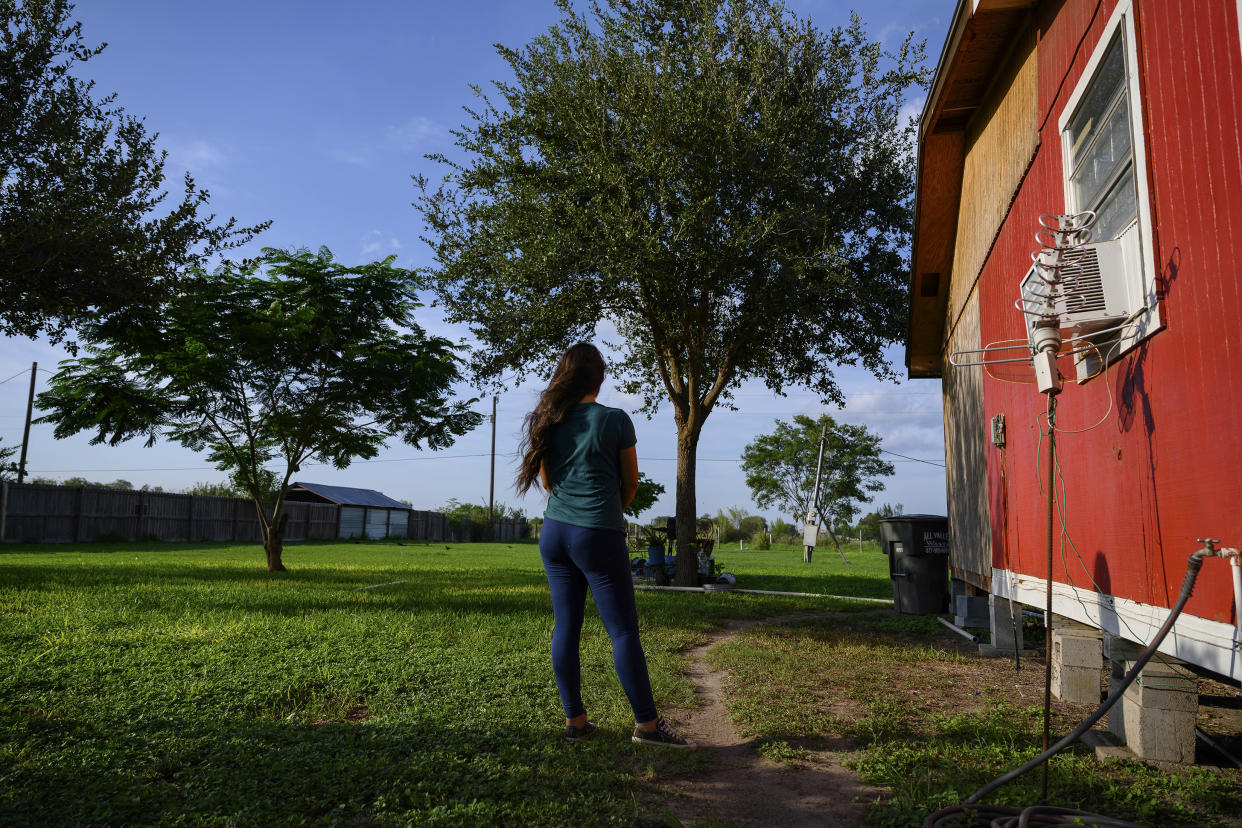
[406,510,526,543]
[0,482,528,545]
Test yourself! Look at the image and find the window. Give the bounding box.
[1065,32,1137,242]
[1057,0,1160,378]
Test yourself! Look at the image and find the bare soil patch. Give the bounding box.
[641,615,881,828]
[639,610,1242,827]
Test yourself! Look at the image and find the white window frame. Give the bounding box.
[1057,0,1161,375]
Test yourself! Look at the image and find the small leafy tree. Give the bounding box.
[0,0,267,345]
[415,0,926,584]
[36,247,481,571]
[741,413,894,532]
[626,473,665,519]
[769,517,797,544]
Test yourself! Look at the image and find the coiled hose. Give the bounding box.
[922,545,1221,828]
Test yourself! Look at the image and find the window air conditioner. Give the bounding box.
[1018,233,1138,339]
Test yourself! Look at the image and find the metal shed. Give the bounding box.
[285,482,411,539]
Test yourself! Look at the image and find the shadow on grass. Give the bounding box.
[3,711,669,826]
[731,571,892,599]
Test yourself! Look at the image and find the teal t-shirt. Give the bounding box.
[543,402,636,534]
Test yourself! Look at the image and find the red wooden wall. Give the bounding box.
[978,0,1242,623]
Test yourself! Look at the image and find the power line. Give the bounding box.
[879,448,946,467]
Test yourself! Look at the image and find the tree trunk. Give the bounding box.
[260,505,288,572]
[264,526,286,572]
[673,423,702,587]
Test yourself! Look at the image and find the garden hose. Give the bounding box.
[924,804,1149,827]
[922,543,1225,827]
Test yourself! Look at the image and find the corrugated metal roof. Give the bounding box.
[290,482,411,509]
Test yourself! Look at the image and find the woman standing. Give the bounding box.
[517,343,695,749]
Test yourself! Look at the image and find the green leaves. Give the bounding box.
[416,0,927,410]
[740,413,894,526]
[0,0,268,345]
[625,472,666,518]
[35,247,482,567]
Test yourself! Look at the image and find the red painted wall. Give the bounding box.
[978,0,1242,623]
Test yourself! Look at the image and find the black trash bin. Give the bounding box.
[879,515,950,615]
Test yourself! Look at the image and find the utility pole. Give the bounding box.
[802,424,826,563]
[17,362,36,484]
[487,396,497,529]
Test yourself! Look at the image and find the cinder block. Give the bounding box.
[1119,701,1196,762]
[1107,654,1199,763]
[1053,630,1102,668]
[1052,661,1102,703]
[1121,659,1197,713]
[988,594,1024,653]
[955,594,989,628]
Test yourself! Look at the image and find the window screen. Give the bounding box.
[1064,31,1138,241]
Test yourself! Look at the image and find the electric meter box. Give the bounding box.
[802,523,818,547]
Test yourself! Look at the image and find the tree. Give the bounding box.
[626,472,665,519]
[0,438,17,481]
[0,0,267,345]
[856,501,902,541]
[184,480,244,498]
[415,0,926,585]
[741,413,894,536]
[35,247,481,571]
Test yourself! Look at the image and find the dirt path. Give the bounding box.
[647,614,881,828]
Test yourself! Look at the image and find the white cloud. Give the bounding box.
[385,116,447,152]
[330,116,448,168]
[167,139,228,173]
[360,229,404,259]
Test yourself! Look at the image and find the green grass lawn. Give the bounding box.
[0,538,879,826]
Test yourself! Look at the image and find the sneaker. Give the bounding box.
[632,717,697,750]
[563,721,597,742]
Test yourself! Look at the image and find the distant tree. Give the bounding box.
[741,414,894,534]
[625,472,665,519]
[37,477,136,489]
[856,501,903,541]
[440,498,528,538]
[768,517,797,544]
[184,481,244,498]
[0,0,267,345]
[415,0,926,584]
[0,438,18,482]
[36,247,481,571]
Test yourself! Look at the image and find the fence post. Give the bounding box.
[0,480,8,543]
[74,485,85,542]
[230,499,239,542]
[187,495,196,542]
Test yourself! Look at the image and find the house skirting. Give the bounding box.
[991,568,1240,682]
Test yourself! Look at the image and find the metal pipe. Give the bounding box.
[1196,728,1242,769]
[937,616,979,643]
[633,584,893,603]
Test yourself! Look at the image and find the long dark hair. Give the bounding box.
[516,343,606,495]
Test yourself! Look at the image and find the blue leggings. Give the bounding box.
[539,517,657,723]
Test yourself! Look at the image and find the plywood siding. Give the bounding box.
[942,293,990,590]
[940,21,1039,591]
[947,24,1040,334]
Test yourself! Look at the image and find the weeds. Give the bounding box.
[709,613,1242,827]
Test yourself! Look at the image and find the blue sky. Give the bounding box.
[1,0,950,525]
